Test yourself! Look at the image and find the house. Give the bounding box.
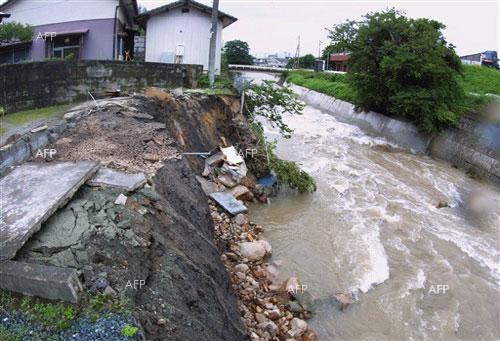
[329,52,350,72]
[0,0,138,64]
[136,0,237,73]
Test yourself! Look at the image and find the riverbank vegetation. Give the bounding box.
[244,81,317,193]
[289,9,500,133]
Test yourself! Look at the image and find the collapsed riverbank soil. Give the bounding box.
[15,93,250,340]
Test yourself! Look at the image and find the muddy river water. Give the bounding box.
[237,72,500,340]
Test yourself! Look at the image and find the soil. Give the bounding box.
[16,94,249,340]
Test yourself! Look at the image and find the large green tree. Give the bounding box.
[0,22,32,41]
[329,10,464,132]
[223,40,254,65]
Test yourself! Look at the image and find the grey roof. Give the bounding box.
[136,0,237,28]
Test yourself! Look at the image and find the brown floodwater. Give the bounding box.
[239,72,500,340]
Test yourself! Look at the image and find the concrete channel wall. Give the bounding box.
[0,60,203,112]
[290,84,500,185]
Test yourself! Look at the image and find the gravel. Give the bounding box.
[0,312,142,340]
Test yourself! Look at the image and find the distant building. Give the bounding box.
[329,52,350,72]
[0,0,138,64]
[137,0,237,73]
[253,54,289,68]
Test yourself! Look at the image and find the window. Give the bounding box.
[47,34,82,60]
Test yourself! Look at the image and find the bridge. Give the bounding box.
[228,64,346,74]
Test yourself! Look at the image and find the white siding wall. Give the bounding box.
[2,0,119,26]
[145,7,223,73]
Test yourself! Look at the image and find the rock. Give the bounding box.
[30,125,48,133]
[228,185,250,200]
[114,193,128,205]
[258,239,272,255]
[95,278,109,291]
[333,293,354,311]
[255,312,268,323]
[144,153,160,162]
[48,133,59,143]
[239,241,271,261]
[288,300,304,313]
[233,263,249,273]
[267,308,281,320]
[282,277,300,296]
[236,272,246,280]
[266,320,279,336]
[289,318,308,337]
[234,214,248,226]
[103,285,117,297]
[436,201,449,209]
[302,330,317,341]
[157,318,167,325]
[217,174,237,188]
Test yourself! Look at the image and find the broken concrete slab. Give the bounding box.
[209,192,248,216]
[87,167,146,191]
[196,176,224,195]
[0,161,100,260]
[0,260,83,303]
[221,146,244,165]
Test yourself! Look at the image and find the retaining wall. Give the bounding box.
[290,84,500,185]
[0,60,203,112]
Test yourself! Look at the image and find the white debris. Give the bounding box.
[114,193,128,205]
[221,146,244,165]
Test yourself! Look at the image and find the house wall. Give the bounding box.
[145,7,223,73]
[30,19,117,60]
[0,60,203,112]
[2,0,120,26]
[2,0,131,62]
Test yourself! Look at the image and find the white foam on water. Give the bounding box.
[400,268,427,298]
[349,222,390,293]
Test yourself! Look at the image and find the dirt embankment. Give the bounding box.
[17,92,251,340]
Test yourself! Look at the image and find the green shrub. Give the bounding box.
[122,324,139,338]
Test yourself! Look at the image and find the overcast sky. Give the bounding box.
[139,0,499,57]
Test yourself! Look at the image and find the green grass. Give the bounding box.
[287,70,354,102]
[459,64,500,96]
[1,102,78,126]
[186,88,234,96]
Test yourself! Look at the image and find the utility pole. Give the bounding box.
[208,0,219,87]
[318,40,322,59]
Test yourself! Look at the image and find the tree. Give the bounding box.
[338,9,464,132]
[0,22,32,41]
[223,40,254,65]
[286,54,316,69]
[323,20,359,57]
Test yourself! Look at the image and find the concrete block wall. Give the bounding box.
[0,60,203,112]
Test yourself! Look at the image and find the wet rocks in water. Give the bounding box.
[239,240,272,261]
[333,292,354,311]
[436,201,449,209]
[234,213,249,226]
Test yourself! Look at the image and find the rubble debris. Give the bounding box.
[0,161,100,260]
[227,184,252,201]
[87,167,146,191]
[209,192,248,215]
[30,125,48,133]
[0,260,83,303]
[196,176,224,195]
[210,202,317,340]
[217,174,238,188]
[221,146,244,165]
[114,193,128,205]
